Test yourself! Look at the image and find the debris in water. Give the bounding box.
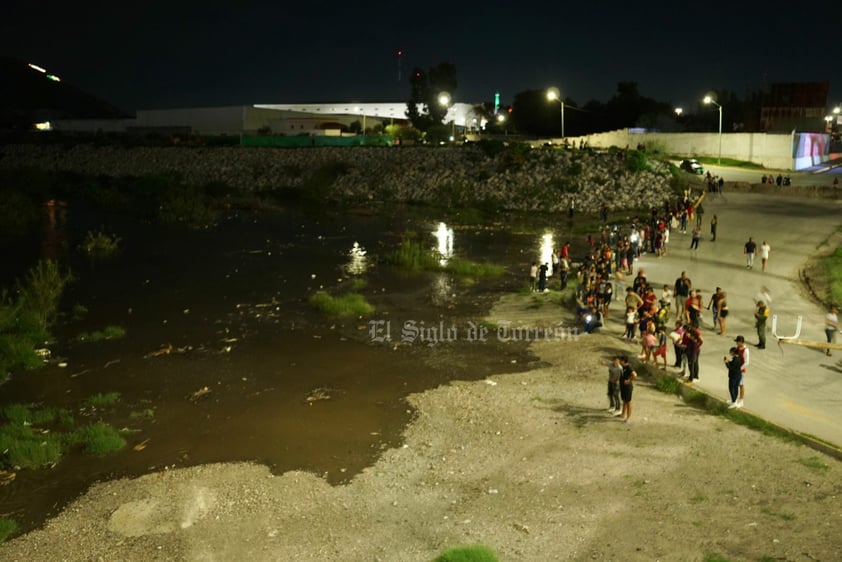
[189,386,212,401]
[305,387,339,404]
[0,471,16,485]
[133,439,151,452]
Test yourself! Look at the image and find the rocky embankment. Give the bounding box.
[0,144,675,212]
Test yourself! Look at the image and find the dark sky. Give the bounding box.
[3,0,839,113]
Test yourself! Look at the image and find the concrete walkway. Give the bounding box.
[606,191,842,447]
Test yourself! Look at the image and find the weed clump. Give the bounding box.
[309,291,374,317]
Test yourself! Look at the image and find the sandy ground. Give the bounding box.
[1,292,841,562]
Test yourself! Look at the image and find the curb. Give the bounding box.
[636,362,842,463]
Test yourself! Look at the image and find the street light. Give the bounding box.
[674,107,683,116]
[703,95,722,165]
[547,87,564,139]
[438,92,455,140]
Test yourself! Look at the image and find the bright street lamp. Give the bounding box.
[438,92,455,140]
[703,95,722,165]
[547,87,565,139]
[674,107,683,116]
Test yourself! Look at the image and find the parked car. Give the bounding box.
[680,159,704,174]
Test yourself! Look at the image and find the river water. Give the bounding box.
[0,200,569,533]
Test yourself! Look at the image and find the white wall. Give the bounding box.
[552,130,799,170]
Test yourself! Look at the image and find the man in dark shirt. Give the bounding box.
[744,237,757,269]
[674,271,692,317]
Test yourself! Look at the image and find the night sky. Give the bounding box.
[3,0,838,113]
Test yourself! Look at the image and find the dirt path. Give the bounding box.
[2,292,840,561]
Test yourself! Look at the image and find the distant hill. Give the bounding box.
[0,56,129,129]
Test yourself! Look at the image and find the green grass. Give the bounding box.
[0,426,63,468]
[129,408,155,419]
[309,291,374,317]
[760,507,796,521]
[444,257,505,277]
[69,422,127,455]
[79,229,121,260]
[654,376,682,395]
[434,545,499,562]
[704,555,732,562]
[386,237,504,277]
[76,325,127,343]
[797,456,830,472]
[818,246,842,304]
[81,392,121,409]
[346,278,368,291]
[0,518,18,543]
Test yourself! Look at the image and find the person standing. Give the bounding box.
[690,226,701,250]
[674,271,692,317]
[744,237,757,269]
[724,347,742,407]
[618,356,637,423]
[717,292,729,336]
[707,287,723,329]
[607,356,623,415]
[710,214,718,241]
[755,301,769,349]
[734,335,750,408]
[529,262,538,292]
[538,263,549,292]
[760,240,771,272]
[559,255,570,290]
[682,324,703,382]
[824,306,839,357]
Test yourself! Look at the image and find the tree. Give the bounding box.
[405,63,458,132]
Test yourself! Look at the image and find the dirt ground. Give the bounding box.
[1,293,841,562]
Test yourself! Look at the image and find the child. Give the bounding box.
[652,325,668,370]
[640,327,657,363]
[607,357,622,415]
[724,347,742,406]
[624,307,637,341]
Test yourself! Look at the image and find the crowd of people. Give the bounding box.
[518,184,792,418]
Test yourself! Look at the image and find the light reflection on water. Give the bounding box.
[345,241,368,275]
[434,222,454,265]
[539,232,555,276]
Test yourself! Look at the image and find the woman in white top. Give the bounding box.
[760,241,771,272]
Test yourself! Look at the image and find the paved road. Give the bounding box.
[606,190,842,446]
[697,163,842,187]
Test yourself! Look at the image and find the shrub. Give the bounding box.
[0,518,18,542]
[76,325,127,343]
[79,229,121,260]
[81,392,121,409]
[17,259,73,332]
[626,150,648,173]
[435,545,500,562]
[0,423,63,468]
[309,291,374,317]
[71,422,126,455]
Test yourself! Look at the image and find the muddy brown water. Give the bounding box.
[0,201,564,533]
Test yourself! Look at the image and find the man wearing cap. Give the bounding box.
[732,336,750,408]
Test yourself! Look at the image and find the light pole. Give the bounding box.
[703,95,722,165]
[547,87,564,139]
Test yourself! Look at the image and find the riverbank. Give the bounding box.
[0,144,675,213]
[2,291,839,561]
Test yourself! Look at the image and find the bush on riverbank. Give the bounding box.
[0,402,126,470]
[309,291,374,317]
[1,260,72,376]
[0,144,678,215]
